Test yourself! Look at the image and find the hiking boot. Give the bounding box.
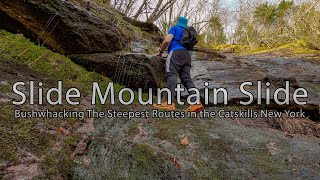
[153,101,176,111]
[185,103,204,112]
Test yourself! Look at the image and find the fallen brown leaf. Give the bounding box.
[173,157,181,168]
[56,127,64,134]
[56,127,70,136]
[285,133,294,138]
[180,136,190,146]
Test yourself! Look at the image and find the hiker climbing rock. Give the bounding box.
[154,16,204,112]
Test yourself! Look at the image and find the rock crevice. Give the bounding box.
[69,53,166,90]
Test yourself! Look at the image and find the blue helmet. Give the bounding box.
[176,16,188,28]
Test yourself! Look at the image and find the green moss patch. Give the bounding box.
[0,30,114,93]
[0,30,123,178]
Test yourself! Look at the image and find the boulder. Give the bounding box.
[69,53,166,90]
[123,17,163,37]
[0,0,129,54]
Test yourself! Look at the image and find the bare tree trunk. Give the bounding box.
[132,0,148,20]
[124,0,135,16]
[147,0,177,22]
[168,2,174,28]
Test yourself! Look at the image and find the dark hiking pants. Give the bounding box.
[166,49,196,103]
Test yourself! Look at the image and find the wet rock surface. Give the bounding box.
[0,0,129,54]
[72,107,320,179]
[70,51,320,179]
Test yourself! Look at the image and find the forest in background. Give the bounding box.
[100,0,320,51]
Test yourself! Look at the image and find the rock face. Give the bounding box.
[0,0,129,54]
[190,52,320,121]
[0,0,168,90]
[69,53,166,90]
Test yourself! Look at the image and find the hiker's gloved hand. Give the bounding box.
[156,52,162,57]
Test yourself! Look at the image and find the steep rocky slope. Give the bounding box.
[0,0,166,90]
[0,0,129,54]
